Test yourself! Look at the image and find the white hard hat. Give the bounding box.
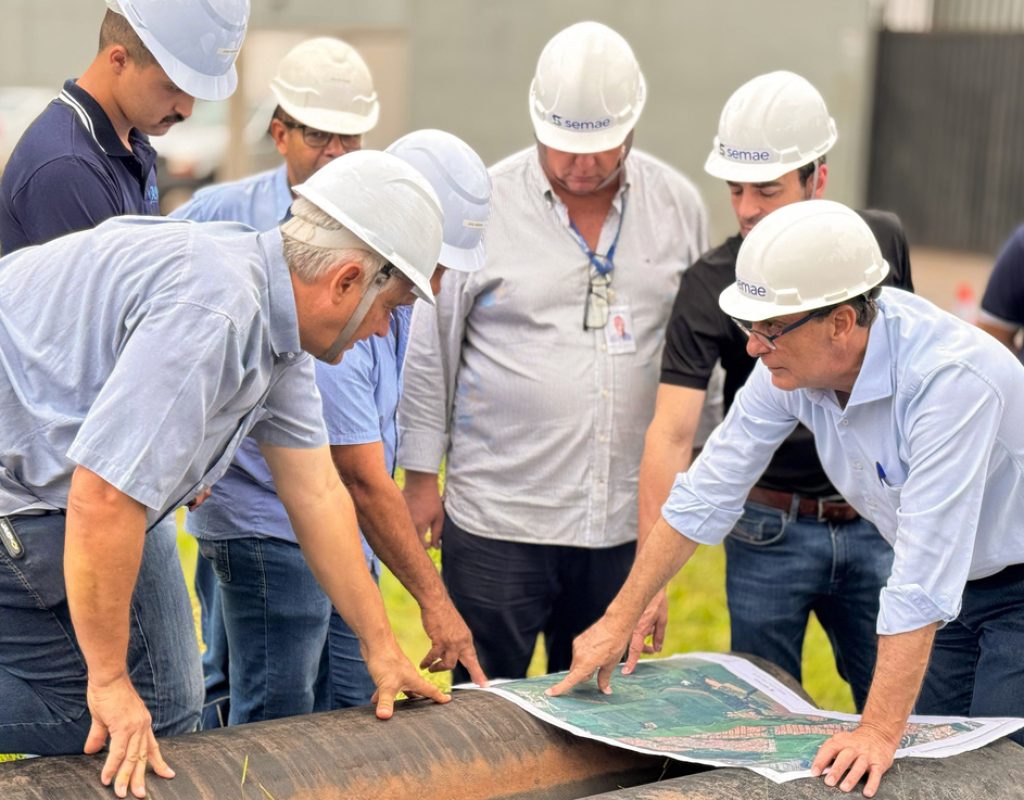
[292,150,443,304]
[529,21,646,154]
[270,37,380,135]
[385,130,490,273]
[705,71,837,183]
[112,0,249,102]
[719,200,889,322]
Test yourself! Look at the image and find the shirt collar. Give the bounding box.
[257,227,303,360]
[845,307,894,406]
[272,164,294,224]
[60,79,144,158]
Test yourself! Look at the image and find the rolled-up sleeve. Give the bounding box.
[877,365,1002,634]
[662,363,798,543]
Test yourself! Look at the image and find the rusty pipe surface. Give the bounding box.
[579,738,1024,800]
[0,691,702,800]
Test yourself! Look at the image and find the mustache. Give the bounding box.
[160,113,186,126]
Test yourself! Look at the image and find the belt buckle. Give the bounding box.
[816,498,829,523]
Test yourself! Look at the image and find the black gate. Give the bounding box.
[867,30,1024,252]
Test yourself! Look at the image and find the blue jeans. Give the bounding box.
[916,564,1024,745]
[725,500,894,711]
[316,599,378,711]
[192,551,230,729]
[199,536,333,725]
[0,514,202,755]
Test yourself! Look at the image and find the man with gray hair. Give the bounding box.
[0,151,448,799]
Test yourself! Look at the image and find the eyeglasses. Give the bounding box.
[280,120,362,151]
[731,307,831,350]
[584,272,613,330]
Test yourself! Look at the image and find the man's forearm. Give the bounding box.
[609,518,699,625]
[348,475,448,609]
[860,624,938,741]
[637,434,694,549]
[64,467,149,685]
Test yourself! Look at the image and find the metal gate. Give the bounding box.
[867,30,1024,252]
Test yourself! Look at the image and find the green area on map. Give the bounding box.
[492,657,980,773]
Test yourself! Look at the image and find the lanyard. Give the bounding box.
[567,195,628,277]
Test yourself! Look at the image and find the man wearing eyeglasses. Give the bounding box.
[553,200,1024,798]
[632,72,913,711]
[397,22,712,682]
[170,36,375,228]
[170,36,383,727]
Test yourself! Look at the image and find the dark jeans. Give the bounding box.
[441,515,634,682]
[0,514,202,755]
[916,564,1024,745]
[725,500,894,711]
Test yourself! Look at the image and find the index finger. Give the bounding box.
[546,665,594,697]
[458,648,489,687]
[407,675,450,706]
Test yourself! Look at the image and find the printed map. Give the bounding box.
[468,653,1024,782]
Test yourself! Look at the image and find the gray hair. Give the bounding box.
[282,197,388,285]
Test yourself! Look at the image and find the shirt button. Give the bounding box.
[840,419,849,427]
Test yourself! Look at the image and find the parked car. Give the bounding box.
[0,86,57,174]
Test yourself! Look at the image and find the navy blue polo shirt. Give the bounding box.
[0,80,159,255]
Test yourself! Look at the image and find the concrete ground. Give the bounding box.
[909,247,994,317]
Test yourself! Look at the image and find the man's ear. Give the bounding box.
[269,118,289,155]
[832,304,857,339]
[108,45,130,75]
[329,261,365,304]
[813,163,829,198]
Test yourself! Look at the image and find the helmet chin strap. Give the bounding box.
[317,272,389,364]
[538,131,634,197]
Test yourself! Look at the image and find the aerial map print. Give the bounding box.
[469,653,1024,782]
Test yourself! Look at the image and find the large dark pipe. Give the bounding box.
[0,691,702,800]
[579,737,1024,800]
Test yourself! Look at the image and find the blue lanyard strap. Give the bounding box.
[568,195,628,276]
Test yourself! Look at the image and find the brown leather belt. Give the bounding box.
[747,486,859,523]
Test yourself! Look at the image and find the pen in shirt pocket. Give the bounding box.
[875,462,891,487]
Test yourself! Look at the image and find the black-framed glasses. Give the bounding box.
[584,272,613,330]
[281,120,362,151]
[731,307,831,351]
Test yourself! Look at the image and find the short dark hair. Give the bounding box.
[98,9,157,68]
[817,285,881,328]
[797,156,827,187]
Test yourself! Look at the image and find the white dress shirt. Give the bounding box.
[662,288,1024,634]
[399,146,711,548]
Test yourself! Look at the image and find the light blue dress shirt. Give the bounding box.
[662,288,1024,636]
[169,165,292,231]
[0,216,327,527]
[179,166,405,574]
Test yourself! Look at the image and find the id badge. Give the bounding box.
[605,304,637,355]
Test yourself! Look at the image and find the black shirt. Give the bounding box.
[660,209,914,497]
